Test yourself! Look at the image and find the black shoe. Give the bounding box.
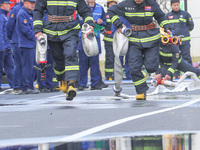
[100,81,108,88]
[13,88,22,94]
[78,86,84,91]
[78,85,89,91]
[23,88,40,94]
[49,87,60,92]
[39,88,50,93]
[0,88,3,92]
[91,83,102,90]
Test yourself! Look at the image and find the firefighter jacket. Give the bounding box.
[33,0,95,42]
[166,9,194,45]
[17,6,36,48]
[0,8,11,51]
[103,12,113,42]
[108,0,171,48]
[7,1,23,43]
[156,43,182,77]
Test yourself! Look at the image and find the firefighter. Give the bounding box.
[33,0,94,100]
[0,0,14,92]
[77,0,106,91]
[103,0,117,81]
[166,0,194,65]
[156,33,200,81]
[108,0,171,100]
[7,0,23,94]
[17,0,39,94]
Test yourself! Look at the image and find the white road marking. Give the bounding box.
[0,95,200,147]
[57,98,200,142]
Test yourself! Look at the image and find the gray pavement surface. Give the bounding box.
[0,80,200,148]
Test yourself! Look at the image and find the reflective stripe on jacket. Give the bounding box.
[108,0,171,48]
[166,10,194,45]
[33,0,95,41]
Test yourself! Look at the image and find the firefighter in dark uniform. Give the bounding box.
[33,0,95,100]
[104,0,117,81]
[166,0,194,65]
[108,0,171,100]
[156,34,200,81]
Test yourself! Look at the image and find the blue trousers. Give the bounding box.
[78,37,101,87]
[160,59,200,80]
[0,49,14,88]
[20,47,36,91]
[12,43,22,89]
[36,49,55,89]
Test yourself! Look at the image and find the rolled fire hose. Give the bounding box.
[113,27,132,95]
[81,23,99,57]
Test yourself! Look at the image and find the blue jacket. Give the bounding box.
[91,3,106,38]
[108,0,171,48]
[0,8,11,51]
[166,9,194,45]
[17,6,36,48]
[7,1,23,43]
[77,3,106,38]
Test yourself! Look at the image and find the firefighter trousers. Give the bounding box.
[128,43,159,94]
[48,35,79,82]
[160,59,200,80]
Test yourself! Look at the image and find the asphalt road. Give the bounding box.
[0,80,200,149]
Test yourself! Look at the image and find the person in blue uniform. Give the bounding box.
[7,0,23,94]
[108,0,172,100]
[103,0,117,81]
[17,0,39,94]
[33,0,94,100]
[111,16,132,80]
[156,35,200,81]
[0,0,14,92]
[77,0,107,91]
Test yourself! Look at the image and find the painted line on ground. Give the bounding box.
[57,97,200,142]
[1,97,199,147]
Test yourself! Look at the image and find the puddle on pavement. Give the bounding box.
[1,132,200,149]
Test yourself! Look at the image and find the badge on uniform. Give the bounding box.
[11,14,14,18]
[176,53,179,58]
[24,19,27,24]
[189,17,192,22]
[106,15,109,18]
[145,6,151,11]
[168,16,173,19]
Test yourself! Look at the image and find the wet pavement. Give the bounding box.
[0,80,200,149]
